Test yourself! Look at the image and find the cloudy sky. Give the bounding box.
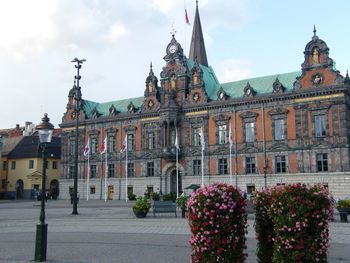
[1,0,350,129]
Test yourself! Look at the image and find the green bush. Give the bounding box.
[337,199,350,209]
[175,195,189,209]
[151,192,160,201]
[162,192,176,201]
[132,197,151,213]
[128,193,136,201]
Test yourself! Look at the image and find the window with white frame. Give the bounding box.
[316,153,328,172]
[315,115,327,137]
[108,135,115,153]
[127,134,135,151]
[218,158,228,175]
[147,162,154,177]
[108,164,115,177]
[193,127,201,146]
[193,160,201,176]
[218,124,228,144]
[275,155,286,173]
[147,132,155,150]
[245,122,255,142]
[274,119,285,140]
[246,157,256,174]
[127,163,135,177]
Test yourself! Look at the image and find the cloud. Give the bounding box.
[217,59,253,83]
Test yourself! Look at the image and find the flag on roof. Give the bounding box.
[185,8,190,25]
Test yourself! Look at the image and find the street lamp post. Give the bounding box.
[71,58,86,215]
[34,113,54,262]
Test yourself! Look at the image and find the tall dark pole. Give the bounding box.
[35,113,54,262]
[71,58,86,215]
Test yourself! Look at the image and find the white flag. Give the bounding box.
[229,123,233,147]
[84,139,90,157]
[174,128,180,152]
[199,127,205,151]
[120,135,128,153]
[100,136,107,154]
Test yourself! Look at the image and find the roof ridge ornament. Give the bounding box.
[170,23,177,37]
[312,25,318,40]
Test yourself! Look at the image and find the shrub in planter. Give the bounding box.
[269,184,333,263]
[151,192,160,201]
[187,183,247,262]
[253,189,274,263]
[132,197,151,218]
[128,193,136,201]
[176,194,189,218]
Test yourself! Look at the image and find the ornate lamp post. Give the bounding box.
[71,58,86,215]
[34,113,54,262]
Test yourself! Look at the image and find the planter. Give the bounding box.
[133,211,148,218]
[337,208,350,223]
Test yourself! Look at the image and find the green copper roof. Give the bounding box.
[83,97,144,118]
[221,71,302,98]
[82,58,301,118]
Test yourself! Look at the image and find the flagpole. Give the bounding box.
[234,107,238,188]
[229,143,232,186]
[201,147,204,187]
[104,141,108,202]
[125,146,128,202]
[86,150,90,201]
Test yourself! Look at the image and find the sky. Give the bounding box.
[1,0,350,129]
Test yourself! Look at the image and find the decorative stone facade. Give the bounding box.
[59,5,350,200]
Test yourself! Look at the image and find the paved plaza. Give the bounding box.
[0,200,349,263]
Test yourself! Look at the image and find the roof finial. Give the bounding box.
[170,23,176,37]
[196,0,198,8]
[313,25,317,37]
[150,61,153,70]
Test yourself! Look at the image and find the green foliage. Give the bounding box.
[128,193,136,201]
[187,183,247,262]
[162,192,176,201]
[337,199,350,208]
[151,192,160,201]
[132,197,151,213]
[176,195,189,208]
[253,184,333,263]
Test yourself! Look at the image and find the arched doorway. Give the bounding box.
[16,179,24,199]
[50,179,59,200]
[170,169,182,195]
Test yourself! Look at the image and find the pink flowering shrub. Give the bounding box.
[254,184,333,263]
[253,190,274,263]
[187,183,247,262]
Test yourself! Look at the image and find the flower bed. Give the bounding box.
[254,184,333,263]
[187,183,247,262]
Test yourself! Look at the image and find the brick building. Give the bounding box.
[60,4,350,200]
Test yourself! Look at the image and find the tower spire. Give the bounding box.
[189,0,208,67]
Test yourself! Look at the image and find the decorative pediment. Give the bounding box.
[272,78,285,93]
[213,113,230,122]
[109,104,118,116]
[124,125,137,132]
[243,82,256,97]
[91,107,101,119]
[268,107,289,116]
[242,145,258,153]
[240,111,258,120]
[212,146,229,155]
[268,142,289,151]
[127,102,136,113]
[217,87,228,100]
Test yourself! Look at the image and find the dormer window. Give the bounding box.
[243,83,255,97]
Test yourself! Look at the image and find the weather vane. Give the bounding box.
[170,23,177,37]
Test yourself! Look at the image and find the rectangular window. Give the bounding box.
[70,139,75,155]
[274,119,285,140]
[193,160,201,176]
[275,155,286,173]
[2,161,7,171]
[108,135,116,153]
[91,138,98,154]
[315,115,327,137]
[90,186,96,194]
[218,158,228,175]
[11,161,16,170]
[90,165,97,178]
[108,164,115,177]
[218,124,228,144]
[127,186,133,196]
[170,129,176,146]
[127,163,135,177]
[193,127,201,146]
[316,153,328,172]
[69,166,74,179]
[147,132,155,150]
[52,161,58,169]
[245,122,255,142]
[127,134,135,151]
[1,179,6,189]
[147,162,154,177]
[246,157,256,174]
[29,160,34,169]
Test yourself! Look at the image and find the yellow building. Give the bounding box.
[6,135,61,199]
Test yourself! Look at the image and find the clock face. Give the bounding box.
[169,44,177,54]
